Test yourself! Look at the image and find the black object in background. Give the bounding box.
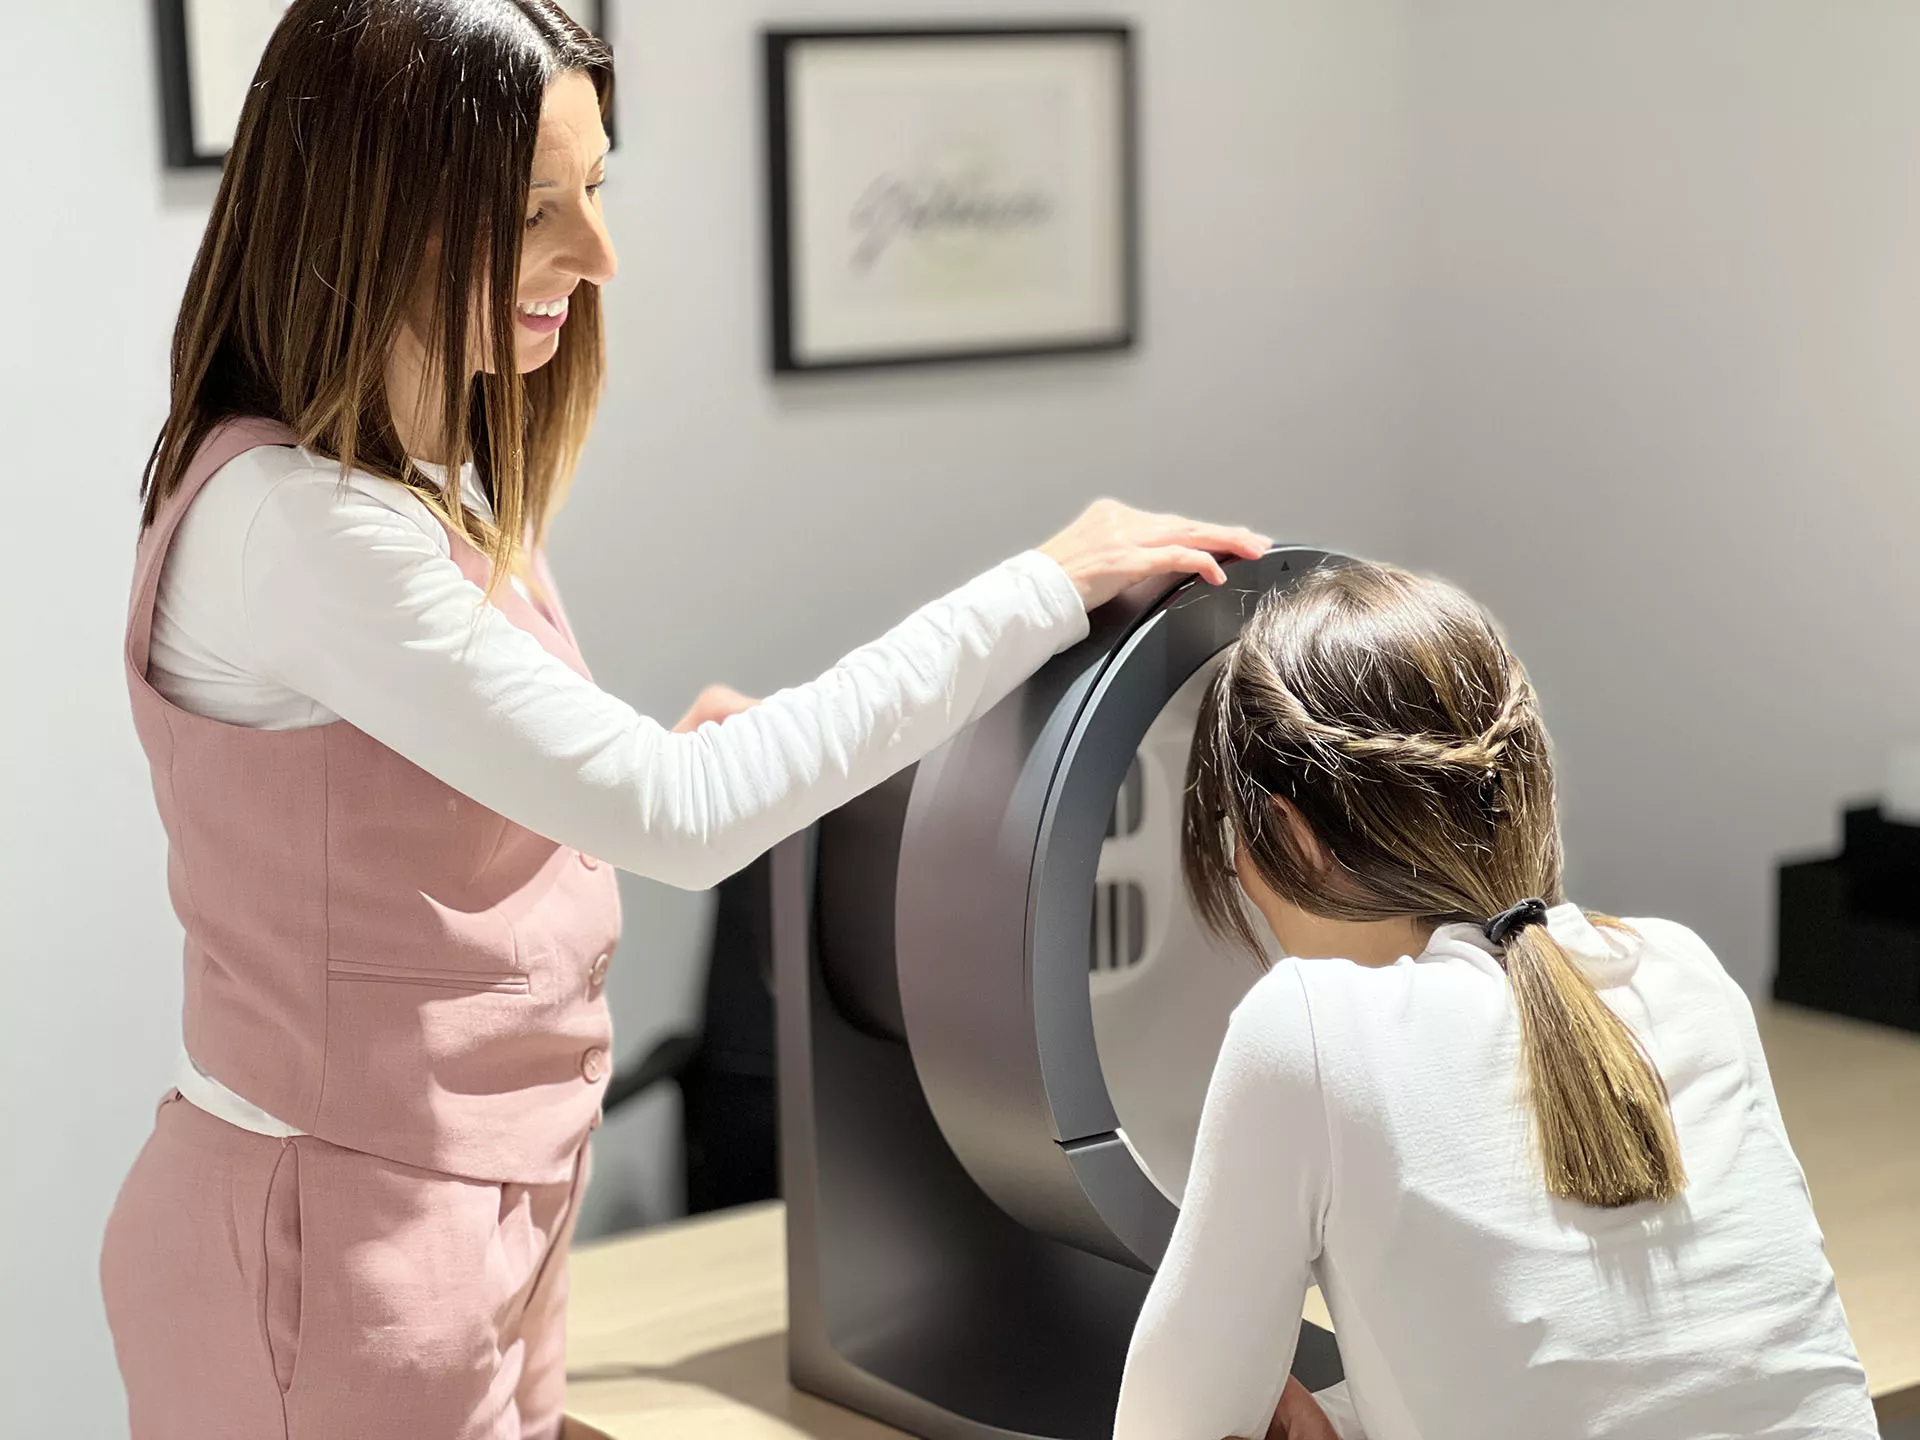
[601,853,780,1215]
[1775,805,1920,1034]
[154,0,613,171]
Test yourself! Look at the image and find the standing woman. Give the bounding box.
[101,4,1268,1437]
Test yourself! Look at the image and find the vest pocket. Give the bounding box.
[325,958,532,995]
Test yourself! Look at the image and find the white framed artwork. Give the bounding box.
[765,26,1138,373]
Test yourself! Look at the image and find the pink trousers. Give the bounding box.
[100,1093,590,1440]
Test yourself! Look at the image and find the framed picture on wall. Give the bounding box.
[764,25,1138,373]
[155,0,610,169]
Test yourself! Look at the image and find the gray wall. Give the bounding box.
[1,7,253,1437]
[1396,0,1920,989]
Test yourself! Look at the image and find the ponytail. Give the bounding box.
[1503,922,1686,1208]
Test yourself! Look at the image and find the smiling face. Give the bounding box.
[382,66,617,464]
[505,69,617,374]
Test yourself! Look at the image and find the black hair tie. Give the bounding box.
[1484,897,1550,946]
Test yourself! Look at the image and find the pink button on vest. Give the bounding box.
[126,418,622,1185]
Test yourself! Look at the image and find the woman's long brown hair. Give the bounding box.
[141,0,611,589]
[1183,562,1686,1209]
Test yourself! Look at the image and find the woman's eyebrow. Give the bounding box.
[529,147,611,191]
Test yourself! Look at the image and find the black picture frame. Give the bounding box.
[155,0,611,170]
[765,24,1139,374]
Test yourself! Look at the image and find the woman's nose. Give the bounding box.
[565,202,618,288]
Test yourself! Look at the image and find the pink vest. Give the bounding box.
[126,418,622,1184]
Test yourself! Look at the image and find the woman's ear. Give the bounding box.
[1271,795,1334,876]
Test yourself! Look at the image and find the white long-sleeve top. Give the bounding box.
[149,442,1089,1133]
[1114,906,1877,1440]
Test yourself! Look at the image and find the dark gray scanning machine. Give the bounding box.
[772,548,1346,1440]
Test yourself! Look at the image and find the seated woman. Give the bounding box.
[1113,561,1876,1440]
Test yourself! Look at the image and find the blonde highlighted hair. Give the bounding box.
[1182,561,1685,1209]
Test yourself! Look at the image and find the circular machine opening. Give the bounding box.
[1088,654,1280,1203]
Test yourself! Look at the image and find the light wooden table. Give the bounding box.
[565,1004,1920,1437]
[1756,1005,1920,1424]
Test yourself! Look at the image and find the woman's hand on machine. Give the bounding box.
[1258,1375,1341,1440]
[1222,1376,1343,1440]
[1038,500,1271,612]
[671,684,761,734]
